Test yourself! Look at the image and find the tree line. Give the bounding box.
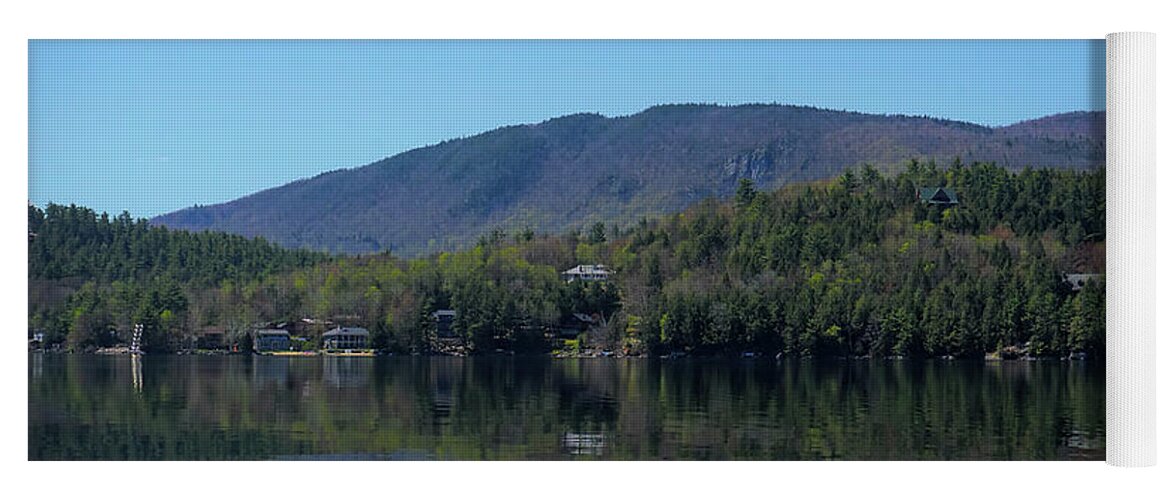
[28,161,1105,358]
[28,204,327,349]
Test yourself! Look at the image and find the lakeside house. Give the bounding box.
[558,312,599,338]
[322,327,370,350]
[253,329,291,353]
[1063,273,1102,292]
[918,187,960,206]
[293,317,334,336]
[562,264,611,283]
[432,310,458,339]
[196,326,227,350]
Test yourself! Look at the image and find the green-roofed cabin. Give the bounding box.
[918,187,959,206]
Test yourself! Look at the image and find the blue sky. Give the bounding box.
[29,39,1105,218]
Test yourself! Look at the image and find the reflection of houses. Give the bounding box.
[322,327,370,350]
[322,356,371,388]
[253,329,291,353]
[196,326,227,349]
[918,187,960,206]
[432,310,458,339]
[251,356,290,387]
[562,264,611,283]
[31,350,43,379]
[429,358,462,421]
[562,432,606,456]
[1064,273,1102,292]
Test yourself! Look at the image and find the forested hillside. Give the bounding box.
[28,204,328,349]
[152,105,1105,255]
[30,161,1105,359]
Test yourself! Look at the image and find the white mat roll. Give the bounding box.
[1106,31,1156,467]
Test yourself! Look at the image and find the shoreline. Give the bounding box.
[29,347,1100,363]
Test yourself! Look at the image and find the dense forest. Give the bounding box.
[28,204,327,349]
[29,160,1106,359]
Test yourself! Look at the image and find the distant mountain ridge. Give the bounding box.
[152,104,1105,255]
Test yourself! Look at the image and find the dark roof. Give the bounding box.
[919,187,959,204]
[572,313,598,324]
[323,327,370,337]
[1063,273,1102,291]
[255,329,289,336]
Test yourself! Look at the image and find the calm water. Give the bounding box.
[28,353,1104,460]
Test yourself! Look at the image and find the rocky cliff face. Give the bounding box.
[153,105,1105,256]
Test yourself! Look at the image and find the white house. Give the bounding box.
[562,264,611,283]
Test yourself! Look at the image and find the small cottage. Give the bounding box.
[196,326,227,350]
[918,187,960,206]
[432,310,458,339]
[558,312,599,338]
[253,329,291,353]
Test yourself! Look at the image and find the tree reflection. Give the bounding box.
[29,355,1105,460]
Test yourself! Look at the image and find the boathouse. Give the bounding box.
[432,310,458,339]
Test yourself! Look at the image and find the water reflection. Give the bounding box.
[271,451,436,461]
[322,356,371,389]
[251,356,290,387]
[130,354,142,393]
[31,352,42,381]
[29,355,1106,461]
[563,432,605,456]
[429,359,457,423]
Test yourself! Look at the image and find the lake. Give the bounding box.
[28,353,1105,460]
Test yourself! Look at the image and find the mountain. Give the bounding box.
[151,104,1105,256]
[1000,111,1106,139]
